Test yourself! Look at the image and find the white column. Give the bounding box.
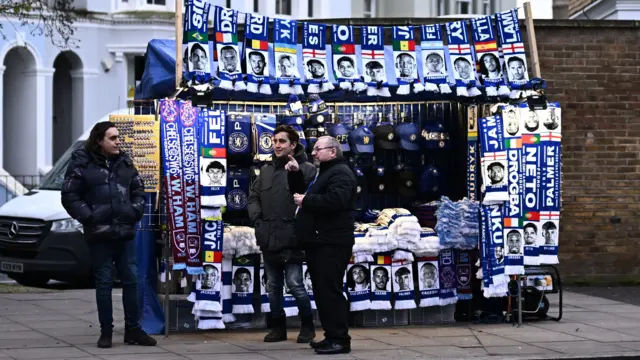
[0,65,5,169]
[24,67,55,174]
[70,68,100,139]
[113,52,128,111]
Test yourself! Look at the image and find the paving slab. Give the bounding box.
[257,349,354,360]
[0,337,68,349]
[159,341,250,354]
[408,345,488,357]
[1,346,93,359]
[187,354,272,360]
[531,340,631,354]
[483,344,559,356]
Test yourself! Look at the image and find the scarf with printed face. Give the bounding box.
[482,204,509,297]
[420,24,452,94]
[302,263,316,310]
[480,115,509,204]
[303,23,334,94]
[231,256,255,314]
[438,249,458,306]
[445,21,481,97]
[180,103,201,275]
[467,105,479,201]
[501,105,524,275]
[456,250,473,300]
[470,16,510,97]
[391,260,416,310]
[416,256,440,307]
[160,99,187,270]
[370,255,392,310]
[332,25,366,92]
[259,261,270,313]
[200,109,227,208]
[346,259,372,311]
[274,19,303,95]
[226,168,250,213]
[539,102,562,264]
[245,13,271,94]
[361,26,391,97]
[392,26,424,95]
[496,9,530,98]
[193,207,224,313]
[184,0,211,86]
[214,6,245,91]
[519,103,542,265]
[252,114,276,162]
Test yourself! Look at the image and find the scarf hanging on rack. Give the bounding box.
[346,260,372,312]
[231,256,255,314]
[416,256,440,307]
[160,99,187,271]
[198,207,223,312]
[332,25,366,92]
[274,19,303,95]
[184,0,211,86]
[283,283,299,317]
[519,103,542,266]
[496,9,530,99]
[244,13,272,94]
[467,105,479,201]
[221,257,236,323]
[302,263,316,310]
[456,250,473,300]
[438,249,458,306]
[259,260,270,313]
[539,102,562,265]
[478,203,490,287]
[392,26,424,95]
[482,204,509,297]
[252,113,276,162]
[369,256,392,310]
[227,113,252,156]
[226,168,250,212]
[479,115,509,204]
[445,20,481,97]
[214,6,245,91]
[361,26,391,97]
[470,16,510,97]
[200,109,227,208]
[391,260,416,310]
[420,24,451,94]
[303,23,334,94]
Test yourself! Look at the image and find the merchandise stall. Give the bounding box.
[127,0,563,336]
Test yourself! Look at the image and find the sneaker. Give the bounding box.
[97,332,112,348]
[124,327,157,346]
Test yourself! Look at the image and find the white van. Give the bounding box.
[0,109,130,286]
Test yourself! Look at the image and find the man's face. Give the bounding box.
[421,265,437,288]
[488,165,504,183]
[221,49,238,72]
[483,55,498,72]
[426,54,443,73]
[455,59,472,79]
[544,227,556,245]
[273,131,295,158]
[509,60,525,80]
[544,110,558,128]
[506,117,519,135]
[396,55,415,77]
[191,48,207,71]
[507,233,522,254]
[304,272,312,287]
[396,272,411,291]
[203,267,219,289]
[495,247,504,261]
[312,138,335,165]
[279,58,294,76]
[367,66,384,82]
[249,54,265,75]
[207,166,224,184]
[308,61,325,78]
[262,274,269,292]
[373,269,388,290]
[99,127,121,156]
[526,111,539,129]
[352,266,366,284]
[338,60,355,77]
[235,272,252,292]
[524,226,536,245]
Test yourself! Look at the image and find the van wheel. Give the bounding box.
[9,274,50,288]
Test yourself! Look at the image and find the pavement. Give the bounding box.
[1,288,640,360]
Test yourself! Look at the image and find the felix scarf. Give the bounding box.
[253,114,276,162]
[482,204,509,298]
[392,26,424,95]
[480,115,509,204]
[346,260,372,312]
[416,256,440,307]
[470,16,510,97]
[519,103,542,265]
[227,113,251,156]
[214,6,245,91]
[303,23,334,94]
[332,25,366,92]
[200,109,227,208]
[303,263,317,310]
[391,260,416,310]
[438,249,458,306]
[244,13,272,94]
[456,250,473,300]
[420,24,452,94]
[497,9,530,98]
[184,0,211,86]
[467,105,479,201]
[445,21,481,97]
[231,256,255,314]
[180,103,201,275]
[370,256,392,310]
[361,26,390,97]
[274,19,303,95]
[539,103,562,264]
[259,260,270,313]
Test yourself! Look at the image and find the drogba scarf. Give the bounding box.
[479,115,509,204]
[420,24,452,94]
[274,19,303,95]
[346,260,372,312]
[416,256,440,307]
[519,103,542,265]
[391,260,416,310]
[370,255,392,310]
[214,6,246,91]
[183,0,211,86]
[231,256,255,314]
[467,105,479,201]
[303,23,334,94]
[200,109,227,208]
[539,102,562,265]
[221,256,236,323]
[259,260,270,313]
[332,25,366,92]
[438,249,458,306]
[445,20,481,97]
[456,250,473,300]
[244,13,272,94]
[470,16,510,97]
[227,113,252,156]
[392,26,424,95]
[496,9,530,98]
[361,26,390,97]
[302,263,317,310]
[252,114,276,162]
[482,204,509,298]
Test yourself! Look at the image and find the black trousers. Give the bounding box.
[306,244,352,345]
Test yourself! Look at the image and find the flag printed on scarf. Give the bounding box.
[183,0,211,85]
[200,109,227,208]
[482,204,509,297]
[346,260,372,311]
[214,6,245,91]
[438,249,458,306]
[361,26,390,97]
[470,16,510,97]
[416,256,440,307]
[245,13,272,94]
[479,115,509,204]
[274,19,303,95]
[496,8,530,98]
[445,21,482,97]
[231,256,255,314]
[420,24,452,94]
[392,26,424,95]
[467,105,479,201]
[456,250,473,300]
[370,255,392,310]
[332,25,366,92]
[391,260,416,310]
[539,102,561,264]
[252,114,276,162]
[303,23,334,94]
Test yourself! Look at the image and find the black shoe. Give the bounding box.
[264,314,287,343]
[310,338,329,349]
[297,315,316,343]
[97,332,112,348]
[124,327,157,346]
[315,343,351,355]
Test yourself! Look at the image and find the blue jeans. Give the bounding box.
[88,239,140,332]
[264,260,312,317]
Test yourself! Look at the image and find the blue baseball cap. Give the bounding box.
[396,122,421,151]
[419,165,442,195]
[348,126,375,154]
[421,121,450,149]
[327,123,351,152]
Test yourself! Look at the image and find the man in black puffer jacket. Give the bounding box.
[61,121,156,349]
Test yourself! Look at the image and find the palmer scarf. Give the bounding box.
[244,13,272,94]
[231,256,255,314]
[332,25,366,92]
[303,263,317,310]
[214,6,246,91]
[369,255,392,310]
[496,9,530,98]
[467,105,479,201]
[445,20,481,97]
[346,260,372,312]
[471,16,510,97]
[391,260,416,310]
[539,102,562,264]
[392,26,424,95]
[456,250,473,300]
[184,0,211,86]
[274,19,303,95]
[416,256,440,307]
[200,109,227,208]
[438,249,458,306]
[303,23,334,94]
[479,115,509,204]
[420,24,451,94]
[361,26,390,97]
[252,114,276,162]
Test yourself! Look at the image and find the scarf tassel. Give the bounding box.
[485,86,498,97]
[219,79,234,91]
[468,86,482,97]
[197,317,226,330]
[339,81,353,91]
[350,299,372,312]
[413,81,425,93]
[307,83,320,94]
[394,298,417,310]
[284,306,299,317]
[498,85,511,96]
[322,81,335,92]
[439,83,452,94]
[419,297,440,307]
[439,295,458,306]
[396,84,411,95]
[425,82,439,92]
[353,81,367,93]
[370,300,392,310]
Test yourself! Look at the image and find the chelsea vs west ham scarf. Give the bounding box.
[332,25,366,92]
[519,103,542,265]
[244,13,272,95]
[420,24,452,94]
[200,109,227,208]
[496,9,530,98]
[361,26,390,97]
[303,23,334,94]
[470,16,510,97]
[392,26,424,95]
[445,20,481,97]
[539,103,562,264]
[479,115,509,204]
[183,0,211,86]
[214,6,246,91]
[274,19,303,95]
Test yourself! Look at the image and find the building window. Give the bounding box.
[484,0,491,14]
[254,0,259,12]
[146,0,166,5]
[437,0,445,16]
[276,0,292,15]
[457,0,471,14]
[308,0,313,17]
[363,0,376,18]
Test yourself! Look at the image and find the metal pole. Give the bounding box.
[163,230,170,338]
[517,276,523,327]
[175,0,184,89]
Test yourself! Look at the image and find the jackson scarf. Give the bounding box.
[361,26,391,97]
[252,113,276,162]
[392,26,424,95]
[438,249,458,306]
[416,256,440,307]
[445,20,482,97]
[302,263,317,310]
[274,19,303,95]
[519,102,542,266]
[244,13,272,95]
[467,105,479,202]
[200,108,227,208]
[482,204,509,298]
[214,6,246,91]
[479,115,509,204]
[456,250,473,300]
[303,23,334,94]
[470,16,510,97]
[221,256,236,323]
[346,260,372,312]
[231,256,255,314]
[259,259,270,313]
[391,260,416,310]
[420,24,452,94]
[194,207,224,313]
[370,255,392,310]
[539,102,562,265]
[183,0,211,86]
[496,9,530,99]
[332,25,366,92]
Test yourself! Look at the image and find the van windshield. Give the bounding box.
[38,141,85,191]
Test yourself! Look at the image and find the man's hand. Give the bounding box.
[293,193,305,206]
[285,155,299,172]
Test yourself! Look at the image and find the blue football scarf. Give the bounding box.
[303,23,334,94]
[332,25,366,92]
[456,250,473,300]
[244,13,272,95]
[539,102,562,264]
[252,114,276,162]
[302,263,316,310]
[480,115,509,204]
[420,24,452,94]
[227,113,251,156]
[226,168,250,212]
[196,209,223,312]
[416,256,440,307]
[482,204,509,298]
[445,20,481,97]
[221,257,236,323]
[370,256,392,310]
[183,0,211,86]
[467,105,479,201]
[470,16,510,97]
[496,9,530,98]
[259,261,270,313]
[438,249,458,306]
[274,19,303,95]
[283,282,299,317]
[214,6,245,91]
[199,109,227,208]
[346,260,372,312]
[392,26,424,95]
[361,26,391,97]
[479,204,492,290]
[391,260,416,310]
[231,256,255,314]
